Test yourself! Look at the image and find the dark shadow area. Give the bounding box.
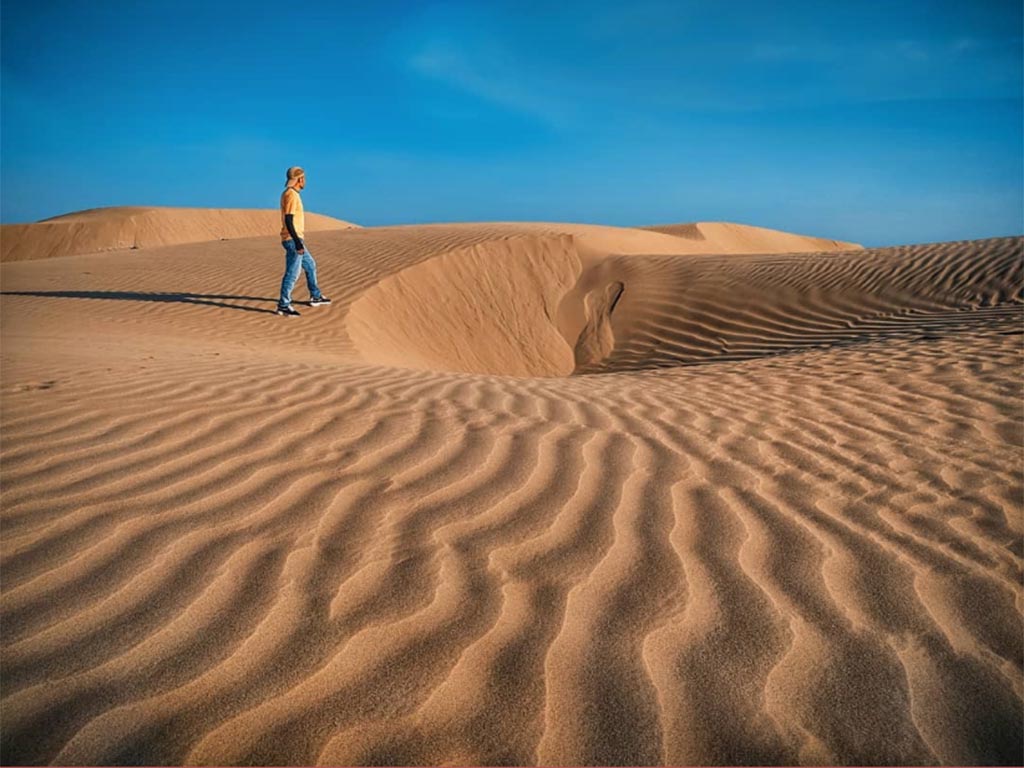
[0,291,278,315]
[574,304,1024,375]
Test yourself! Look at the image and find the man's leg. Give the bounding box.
[301,249,323,300]
[278,240,303,309]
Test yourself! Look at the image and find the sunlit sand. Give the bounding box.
[1,208,1021,765]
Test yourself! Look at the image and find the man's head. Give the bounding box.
[286,166,306,190]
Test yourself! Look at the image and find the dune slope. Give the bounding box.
[1,221,1021,766]
[1,206,357,263]
[642,221,862,253]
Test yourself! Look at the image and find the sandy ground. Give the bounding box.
[1,206,357,263]
[0,215,1021,765]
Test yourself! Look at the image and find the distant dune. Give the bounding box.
[0,206,358,262]
[1,218,1021,766]
[641,221,862,253]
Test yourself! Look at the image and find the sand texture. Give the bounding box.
[640,221,861,255]
[1,206,358,263]
[0,216,1021,766]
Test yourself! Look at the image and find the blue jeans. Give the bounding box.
[278,239,323,309]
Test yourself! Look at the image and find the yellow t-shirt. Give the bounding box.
[280,186,305,242]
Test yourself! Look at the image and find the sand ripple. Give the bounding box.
[1,224,1021,765]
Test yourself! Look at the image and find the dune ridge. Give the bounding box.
[0,206,358,263]
[0,219,1021,765]
[347,230,1018,376]
[642,221,862,253]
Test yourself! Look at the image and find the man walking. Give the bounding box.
[276,166,331,316]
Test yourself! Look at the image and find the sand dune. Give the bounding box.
[642,221,862,254]
[0,218,1021,765]
[0,206,358,263]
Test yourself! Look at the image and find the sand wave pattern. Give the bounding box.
[1,223,1022,765]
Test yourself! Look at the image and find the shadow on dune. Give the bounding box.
[0,290,279,315]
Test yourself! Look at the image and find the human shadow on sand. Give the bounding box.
[0,290,279,315]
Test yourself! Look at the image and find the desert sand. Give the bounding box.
[0,210,1021,766]
[0,206,357,263]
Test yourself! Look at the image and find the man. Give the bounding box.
[276,166,331,316]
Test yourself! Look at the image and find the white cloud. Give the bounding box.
[408,41,572,129]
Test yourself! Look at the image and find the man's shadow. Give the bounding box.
[0,291,279,314]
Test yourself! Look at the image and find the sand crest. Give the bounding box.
[1,206,357,263]
[0,214,1021,765]
[641,221,861,254]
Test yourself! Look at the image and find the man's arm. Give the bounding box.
[284,214,304,252]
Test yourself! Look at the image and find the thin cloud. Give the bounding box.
[750,36,1022,65]
[408,42,572,129]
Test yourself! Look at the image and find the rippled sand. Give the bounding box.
[1,220,1021,765]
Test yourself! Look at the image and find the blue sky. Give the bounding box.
[2,0,1021,246]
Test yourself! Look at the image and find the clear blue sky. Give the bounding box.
[2,0,1021,246]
